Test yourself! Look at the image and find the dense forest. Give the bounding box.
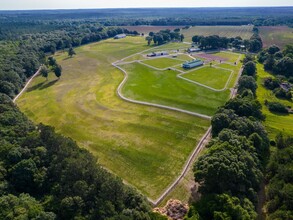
[0,7,293,28]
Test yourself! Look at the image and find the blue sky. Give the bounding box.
[1,0,292,10]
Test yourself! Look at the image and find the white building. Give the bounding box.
[114,34,126,39]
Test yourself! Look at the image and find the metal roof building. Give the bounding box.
[182,59,204,69]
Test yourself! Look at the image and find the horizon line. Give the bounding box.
[1,6,293,11]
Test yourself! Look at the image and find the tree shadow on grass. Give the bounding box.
[63,56,72,61]
[27,82,45,92]
[268,109,290,116]
[27,79,59,92]
[39,79,59,90]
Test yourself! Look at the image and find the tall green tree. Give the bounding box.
[40,65,49,80]
[243,61,256,76]
[145,36,152,46]
[53,64,62,79]
[180,34,185,42]
[68,47,76,57]
[238,75,257,95]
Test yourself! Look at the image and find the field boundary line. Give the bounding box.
[113,62,211,120]
[150,126,212,206]
[13,67,41,103]
[119,58,233,92]
[178,65,233,92]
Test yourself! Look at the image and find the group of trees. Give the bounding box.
[259,44,293,78]
[186,55,270,219]
[40,56,64,80]
[191,31,263,52]
[146,29,184,46]
[0,94,166,220]
[258,44,293,112]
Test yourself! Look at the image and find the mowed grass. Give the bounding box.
[181,25,253,42]
[120,62,231,116]
[16,37,211,200]
[217,62,242,88]
[175,54,194,61]
[259,26,293,49]
[141,57,184,69]
[256,63,293,138]
[182,66,232,89]
[212,51,241,63]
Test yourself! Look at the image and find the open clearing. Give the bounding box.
[259,26,293,49]
[181,25,253,42]
[256,63,293,138]
[117,47,242,116]
[17,37,211,200]
[17,37,242,201]
[119,61,230,116]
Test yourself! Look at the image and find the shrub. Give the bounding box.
[267,102,288,114]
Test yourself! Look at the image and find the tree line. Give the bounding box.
[191,28,263,52]
[145,29,184,46]
[185,55,270,219]
[1,8,292,28]
[0,94,166,220]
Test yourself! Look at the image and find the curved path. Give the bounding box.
[113,62,211,120]
[13,67,41,103]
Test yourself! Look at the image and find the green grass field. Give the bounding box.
[259,26,293,49]
[182,66,232,89]
[175,54,194,61]
[181,25,253,42]
[120,62,231,116]
[256,63,293,138]
[141,57,184,69]
[17,37,212,200]
[213,51,240,63]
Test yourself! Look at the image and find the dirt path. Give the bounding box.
[149,126,211,206]
[113,47,244,206]
[13,68,41,103]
